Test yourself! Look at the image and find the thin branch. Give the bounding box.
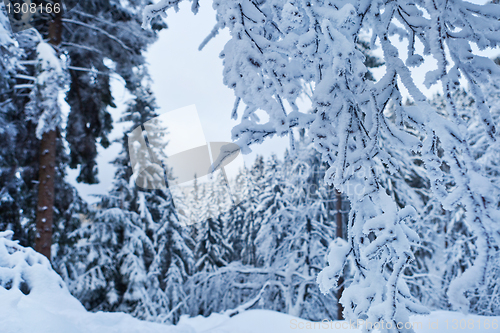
[62,19,134,53]
[61,42,102,54]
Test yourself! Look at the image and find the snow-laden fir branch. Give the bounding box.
[26,39,67,140]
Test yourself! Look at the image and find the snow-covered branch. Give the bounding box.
[144,0,500,329]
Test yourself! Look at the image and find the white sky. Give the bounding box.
[68,0,290,203]
[158,105,206,157]
[67,0,499,203]
[144,0,291,161]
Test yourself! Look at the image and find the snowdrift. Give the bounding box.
[0,230,174,333]
[1,231,499,333]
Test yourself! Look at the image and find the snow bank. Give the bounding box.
[1,231,499,333]
[177,310,500,333]
[0,230,180,333]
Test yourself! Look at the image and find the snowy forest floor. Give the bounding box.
[2,285,499,333]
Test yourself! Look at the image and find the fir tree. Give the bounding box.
[194,216,231,273]
[0,4,25,240]
[60,69,194,323]
[240,157,264,266]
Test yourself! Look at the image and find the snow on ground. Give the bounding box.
[2,283,500,333]
[1,231,499,333]
[194,310,500,333]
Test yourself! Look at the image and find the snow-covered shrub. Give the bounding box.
[0,230,67,296]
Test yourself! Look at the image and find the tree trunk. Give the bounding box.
[34,3,63,261]
[35,130,57,258]
[335,189,344,320]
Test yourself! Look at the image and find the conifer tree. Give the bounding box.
[194,216,230,272]
[0,9,87,265]
[223,182,246,261]
[0,5,24,240]
[252,142,338,320]
[254,154,287,267]
[240,157,264,266]
[60,69,194,323]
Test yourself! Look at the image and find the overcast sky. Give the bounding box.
[67,0,498,203]
[144,0,293,161]
[68,0,291,203]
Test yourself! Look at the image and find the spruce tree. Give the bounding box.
[194,216,230,273]
[60,69,195,323]
[0,5,24,240]
[240,156,264,266]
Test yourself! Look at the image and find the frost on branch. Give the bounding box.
[317,237,349,293]
[144,0,500,329]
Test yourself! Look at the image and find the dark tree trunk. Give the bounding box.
[34,3,63,261]
[335,189,344,320]
[35,130,57,258]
